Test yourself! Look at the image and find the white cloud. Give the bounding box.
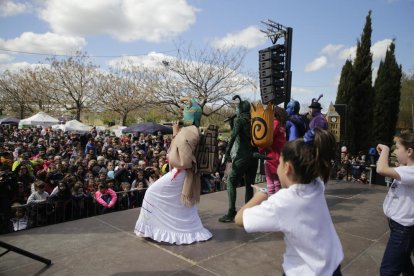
[0,53,14,63]
[372,66,379,82]
[371,39,393,61]
[212,26,267,50]
[290,86,317,110]
[338,46,357,60]
[107,52,171,69]
[332,73,341,87]
[0,0,31,17]
[327,39,391,62]
[305,56,328,72]
[0,62,48,72]
[38,0,198,42]
[320,44,345,56]
[0,32,86,55]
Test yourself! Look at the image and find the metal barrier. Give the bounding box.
[9,188,147,232]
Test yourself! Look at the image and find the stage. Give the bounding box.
[0,181,390,275]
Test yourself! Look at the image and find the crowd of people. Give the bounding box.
[2,93,412,275]
[0,123,231,234]
[333,148,375,184]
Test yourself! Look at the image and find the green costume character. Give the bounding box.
[181,97,202,127]
[219,95,258,223]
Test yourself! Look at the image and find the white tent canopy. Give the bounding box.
[52,120,92,134]
[19,112,59,128]
[109,125,127,137]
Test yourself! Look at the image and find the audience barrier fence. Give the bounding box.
[9,188,147,232]
[5,171,264,234]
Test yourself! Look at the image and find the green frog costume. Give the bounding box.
[219,95,258,223]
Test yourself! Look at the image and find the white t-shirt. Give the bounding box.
[243,178,343,276]
[383,166,414,226]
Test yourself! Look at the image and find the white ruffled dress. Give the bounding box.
[134,168,212,245]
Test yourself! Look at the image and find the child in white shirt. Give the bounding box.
[27,180,49,204]
[376,132,414,275]
[235,128,343,276]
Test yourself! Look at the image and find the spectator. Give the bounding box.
[10,202,28,231]
[148,168,160,186]
[84,138,97,158]
[114,161,132,188]
[27,180,49,205]
[49,181,72,223]
[119,182,135,209]
[27,180,50,227]
[131,169,148,190]
[95,182,117,214]
[212,172,222,192]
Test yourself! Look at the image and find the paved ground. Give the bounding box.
[0,181,390,276]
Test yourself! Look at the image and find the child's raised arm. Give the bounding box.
[376,144,400,181]
[235,185,268,227]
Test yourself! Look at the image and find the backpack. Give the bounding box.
[250,102,274,148]
[196,125,219,174]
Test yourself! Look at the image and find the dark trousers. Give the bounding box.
[380,219,414,276]
[225,157,258,216]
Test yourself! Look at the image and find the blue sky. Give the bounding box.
[0,0,413,110]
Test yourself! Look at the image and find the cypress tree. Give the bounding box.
[349,10,374,154]
[336,59,353,105]
[336,59,353,143]
[373,41,402,146]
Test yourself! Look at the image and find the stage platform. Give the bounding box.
[1,181,390,275]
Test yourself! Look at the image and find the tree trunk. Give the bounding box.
[19,105,25,119]
[121,113,128,126]
[76,108,81,121]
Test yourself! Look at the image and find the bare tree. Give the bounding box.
[95,63,152,126]
[0,70,36,118]
[42,52,98,121]
[24,68,56,112]
[152,42,255,117]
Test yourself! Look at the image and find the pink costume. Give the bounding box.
[259,118,286,194]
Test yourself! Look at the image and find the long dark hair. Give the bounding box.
[281,128,336,183]
[274,105,287,125]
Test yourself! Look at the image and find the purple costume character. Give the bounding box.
[285,100,308,141]
[308,95,328,130]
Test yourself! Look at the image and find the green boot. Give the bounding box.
[218,211,237,223]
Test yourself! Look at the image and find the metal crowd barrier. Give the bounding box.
[9,188,147,232]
